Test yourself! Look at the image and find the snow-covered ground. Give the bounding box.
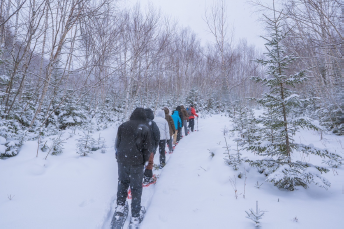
[1,115,343,228]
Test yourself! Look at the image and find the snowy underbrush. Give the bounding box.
[0,112,120,159]
[0,122,120,229]
[227,107,343,191]
[222,122,343,227]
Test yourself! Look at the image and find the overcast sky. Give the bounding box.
[122,0,270,50]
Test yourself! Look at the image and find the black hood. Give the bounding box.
[176,106,181,111]
[145,108,154,120]
[130,108,147,121]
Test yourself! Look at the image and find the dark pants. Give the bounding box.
[158,140,166,164]
[183,120,188,136]
[117,163,144,217]
[177,127,181,141]
[189,118,195,132]
[167,137,173,152]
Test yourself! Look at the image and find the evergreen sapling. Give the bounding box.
[247,7,342,191]
[77,130,96,156]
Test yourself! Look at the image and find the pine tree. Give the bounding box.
[224,137,246,171]
[186,89,199,107]
[77,130,96,156]
[230,101,260,146]
[59,90,86,130]
[248,6,342,191]
[245,207,265,227]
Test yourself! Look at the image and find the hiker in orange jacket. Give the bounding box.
[188,105,198,132]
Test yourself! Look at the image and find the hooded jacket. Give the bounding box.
[145,108,160,153]
[176,106,184,127]
[115,108,151,165]
[153,110,170,140]
[171,110,182,129]
[164,107,176,136]
[180,105,188,121]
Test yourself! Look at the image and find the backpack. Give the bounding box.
[187,108,192,117]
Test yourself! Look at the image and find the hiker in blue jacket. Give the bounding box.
[171,110,182,146]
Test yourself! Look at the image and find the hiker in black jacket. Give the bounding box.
[114,108,151,224]
[143,108,160,184]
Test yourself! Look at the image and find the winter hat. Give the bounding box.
[144,108,154,120]
[130,108,147,121]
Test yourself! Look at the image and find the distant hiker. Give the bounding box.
[189,105,198,132]
[180,105,189,136]
[171,110,182,145]
[114,108,151,226]
[164,107,176,153]
[186,107,191,130]
[153,110,170,169]
[143,108,160,184]
[176,106,184,141]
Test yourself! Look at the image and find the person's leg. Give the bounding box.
[129,164,144,217]
[168,137,173,152]
[159,140,166,165]
[183,120,188,136]
[177,127,181,141]
[190,118,194,132]
[173,130,178,145]
[117,162,130,206]
[144,153,154,178]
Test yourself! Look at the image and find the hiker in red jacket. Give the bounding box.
[188,105,198,132]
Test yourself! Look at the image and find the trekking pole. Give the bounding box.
[197,117,199,131]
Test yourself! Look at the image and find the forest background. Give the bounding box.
[0,0,343,158]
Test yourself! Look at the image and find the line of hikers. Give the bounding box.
[114,105,198,227]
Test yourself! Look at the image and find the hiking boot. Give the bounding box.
[130,217,140,227]
[143,176,155,185]
[130,207,146,227]
[159,163,165,169]
[115,204,125,216]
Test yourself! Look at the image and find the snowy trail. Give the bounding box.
[140,115,239,229]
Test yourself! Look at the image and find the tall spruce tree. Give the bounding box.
[248,5,342,191]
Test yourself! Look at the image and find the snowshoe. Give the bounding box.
[159,163,165,169]
[129,207,146,229]
[143,175,157,187]
[111,202,129,229]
